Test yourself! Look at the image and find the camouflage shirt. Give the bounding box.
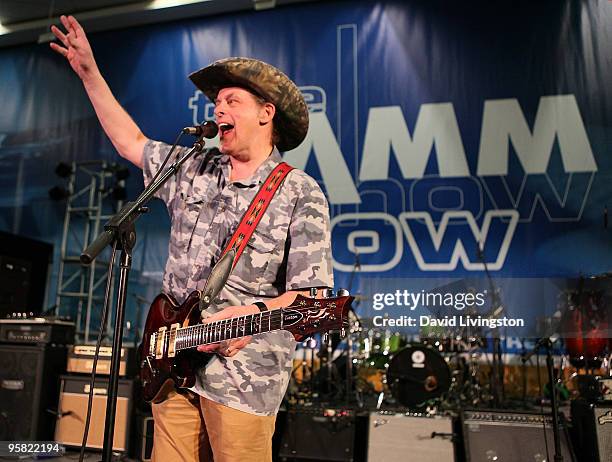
[143,140,334,415]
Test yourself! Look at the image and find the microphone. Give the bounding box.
[182,121,219,138]
[46,408,73,418]
[521,334,559,363]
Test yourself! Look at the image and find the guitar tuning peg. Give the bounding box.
[337,288,350,297]
[322,288,334,298]
[341,327,346,337]
[310,288,318,297]
[322,332,329,344]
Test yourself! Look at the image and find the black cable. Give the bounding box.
[148,131,185,186]
[79,239,118,462]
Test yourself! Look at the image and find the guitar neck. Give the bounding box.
[174,310,285,351]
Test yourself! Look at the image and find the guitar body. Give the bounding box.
[139,291,209,403]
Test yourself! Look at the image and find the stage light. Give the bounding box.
[105,163,130,180]
[55,162,72,178]
[48,185,69,201]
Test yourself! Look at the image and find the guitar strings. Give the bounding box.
[154,302,343,350]
[174,305,308,345]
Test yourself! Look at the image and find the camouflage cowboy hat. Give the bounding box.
[189,57,308,152]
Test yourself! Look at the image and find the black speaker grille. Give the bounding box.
[0,344,66,440]
[279,409,355,461]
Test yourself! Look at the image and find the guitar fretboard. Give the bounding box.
[172,309,286,351]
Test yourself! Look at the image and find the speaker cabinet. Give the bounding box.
[0,343,67,440]
[54,375,133,452]
[278,408,357,461]
[571,400,612,462]
[134,412,154,462]
[463,410,575,462]
[367,413,456,462]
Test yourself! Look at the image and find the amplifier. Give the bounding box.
[0,318,74,344]
[54,375,133,452]
[463,410,575,462]
[571,400,612,462]
[576,375,612,402]
[278,407,357,461]
[0,344,67,440]
[599,378,612,401]
[66,344,136,376]
[367,412,456,462]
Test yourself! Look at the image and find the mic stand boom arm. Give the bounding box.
[80,137,207,462]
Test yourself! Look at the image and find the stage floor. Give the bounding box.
[0,450,139,462]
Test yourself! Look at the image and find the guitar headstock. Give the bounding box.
[281,291,353,338]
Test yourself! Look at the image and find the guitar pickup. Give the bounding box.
[155,326,167,359]
[167,323,180,358]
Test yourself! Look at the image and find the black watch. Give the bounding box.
[254,301,268,312]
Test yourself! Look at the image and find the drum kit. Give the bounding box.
[287,277,612,411]
[288,307,492,410]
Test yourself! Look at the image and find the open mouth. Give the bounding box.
[219,123,234,136]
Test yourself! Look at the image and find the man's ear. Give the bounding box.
[259,102,276,125]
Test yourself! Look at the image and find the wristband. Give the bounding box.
[254,301,268,312]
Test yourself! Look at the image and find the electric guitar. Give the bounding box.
[138,290,352,403]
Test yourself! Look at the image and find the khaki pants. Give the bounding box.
[151,391,276,462]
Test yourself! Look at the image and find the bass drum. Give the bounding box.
[386,344,452,407]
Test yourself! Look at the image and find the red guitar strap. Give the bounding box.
[220,162,294,269]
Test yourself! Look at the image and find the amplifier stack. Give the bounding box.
[0,317,73,441]
[56,344,138,452]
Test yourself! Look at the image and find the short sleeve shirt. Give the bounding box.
[142,139,334,415]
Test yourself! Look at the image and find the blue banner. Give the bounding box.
[1,0,611,341]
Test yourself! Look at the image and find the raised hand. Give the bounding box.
[50,15,99,82]
[48,15,148,167]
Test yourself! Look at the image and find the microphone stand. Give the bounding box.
[522,338,564,462]
[81,136,208,462]
[476,246,505,407]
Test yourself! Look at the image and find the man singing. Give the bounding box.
[51,15,333,462]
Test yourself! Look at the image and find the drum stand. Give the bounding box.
[345,324,354,405]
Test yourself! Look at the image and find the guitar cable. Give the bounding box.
[147,131,184,186]
[78,239,118,462]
